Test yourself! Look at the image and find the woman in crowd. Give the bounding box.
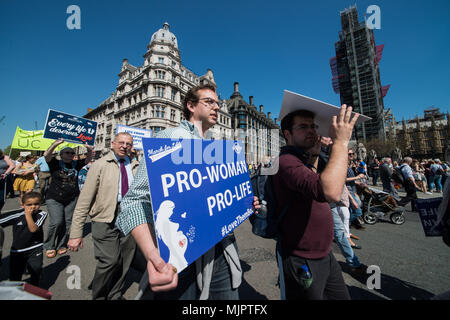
[12,155,38,205]
[43,139,92,259]
[0,149,16,213]
[412,160,431,194]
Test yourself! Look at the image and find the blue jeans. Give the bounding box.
[43,197,77,251]
[430,175,442,192]
[348,192,363,223]
[331,206,361,268]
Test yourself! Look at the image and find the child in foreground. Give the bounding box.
[0,191,48,286]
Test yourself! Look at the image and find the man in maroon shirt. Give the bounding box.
[274,105,359,300]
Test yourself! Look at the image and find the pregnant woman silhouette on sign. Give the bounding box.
[155,200,188,271]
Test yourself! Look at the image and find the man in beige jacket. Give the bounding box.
[68,132,139,300]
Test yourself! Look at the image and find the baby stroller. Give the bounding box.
[360,186,406,225]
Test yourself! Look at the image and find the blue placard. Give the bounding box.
[416,197,443,237]
[142,138,254,273]
[116,124,152,150]
[43,109,97,146]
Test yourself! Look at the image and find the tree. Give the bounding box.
[363,138,396,159]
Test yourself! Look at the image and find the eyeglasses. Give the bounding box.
[292,124,319,131]
[198,98,221,109]
[114,141,133,148]
[64,152,75,155]
[348,153,354,156]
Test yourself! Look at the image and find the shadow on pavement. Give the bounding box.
[339,261,435,300]
[239,260,269,300]
[41,255,71,290]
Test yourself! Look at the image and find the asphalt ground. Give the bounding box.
[0,183,449,300]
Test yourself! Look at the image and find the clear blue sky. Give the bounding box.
[1,0,449,150]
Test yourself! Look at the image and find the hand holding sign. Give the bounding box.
[329,104,360,146]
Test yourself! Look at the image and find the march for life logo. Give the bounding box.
[142,138,254,273]
[43,109,97,146]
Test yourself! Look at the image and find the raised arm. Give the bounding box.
[44,138,64,163]
[319,105,360,202]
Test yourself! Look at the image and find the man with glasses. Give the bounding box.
[116,84,260,300]
[67,132,139,300]
[43,140,92,259]
[273,106,359,300]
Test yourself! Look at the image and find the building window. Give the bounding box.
[172,61,176,68]
[171,109,176,121]
[171,88,176,101]
[158,57,164,64]
[152,126,165,136]
[156,70,166,80]
[156,86,165,98]
[154,105,165,118]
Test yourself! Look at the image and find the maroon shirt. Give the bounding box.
[273,148,333,259]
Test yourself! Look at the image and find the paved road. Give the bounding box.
[1,185,449,300]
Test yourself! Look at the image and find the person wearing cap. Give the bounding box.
[68,132,139,300]
[273,104,360,300]
[42,139,92,259]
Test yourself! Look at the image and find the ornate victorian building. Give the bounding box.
[226,82,284,165]
[387,108,449,159]
[84,23,282,164]
[84,22,231,152]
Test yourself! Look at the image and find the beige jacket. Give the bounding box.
[69,151,139,239]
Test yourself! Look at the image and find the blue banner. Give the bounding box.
[416,197,443,237]
[142,138,254,273]
[43,109,97,146]
[116,124,152,150]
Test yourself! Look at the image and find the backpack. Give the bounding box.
[391,165,406,186]
[249,173,288,239]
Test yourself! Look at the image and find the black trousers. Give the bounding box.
[9,247,43,286]
[282,251,350,300]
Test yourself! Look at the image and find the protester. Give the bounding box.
[35,155,52,201]
[43,140,92,259]
[12,155,38,205]
[0,192,47,286]
[330,184,365,275]
[397,157,420,209]
[0,149,16,213]
[115,84,260,300]
[379,157,400,199]
[412,160,431,194]
[67,133,138,300]
[370,158,380,186]
[77,160,93,191]
[430,159,444,193]
[272,104,359,300]
[346,150,366,230]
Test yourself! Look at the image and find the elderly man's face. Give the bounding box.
[111,134,133,159]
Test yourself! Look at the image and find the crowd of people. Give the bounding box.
[0,83,449,300]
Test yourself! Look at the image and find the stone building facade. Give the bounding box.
[84,22,231,153]
[388,108,449,159]
[84,23,282,164]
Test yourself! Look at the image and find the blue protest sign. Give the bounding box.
[43,109,97,146]
[142,138,254,273]
[116,124,152,150]
[416,197,443,237]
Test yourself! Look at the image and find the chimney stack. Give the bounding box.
[249,96,254,105]
[259,105,264,113]
[274,118,278,124]
[234,82,239,93]
[268,112,271,119]
[122,58,128,66]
